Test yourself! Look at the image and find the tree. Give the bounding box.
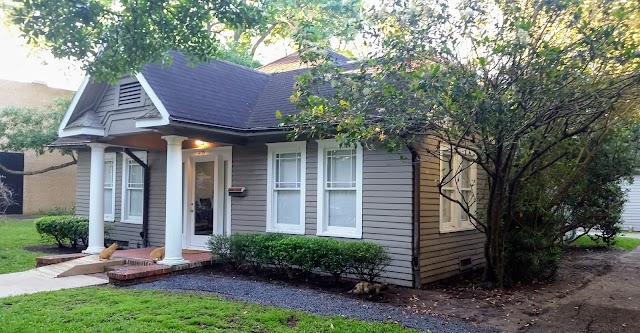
[8,0,262,82]
[7,0,361,80]
[0,180,15,216]
[0,98,77,175]
[216,0,362,58]
[283,0,640,287]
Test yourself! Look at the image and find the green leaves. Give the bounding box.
[0,98,69,155]
[10,0,260,81]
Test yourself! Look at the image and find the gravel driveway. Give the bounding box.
[130,274,498,333]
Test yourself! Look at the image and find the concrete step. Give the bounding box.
[35,255,126,278]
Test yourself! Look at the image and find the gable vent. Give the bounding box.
[118,81,143,107]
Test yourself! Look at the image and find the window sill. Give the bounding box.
[104,217,115,222]
[266,227,305,235]
[121,219,143,225]
[439,226,477,234]
[316,230,362,239]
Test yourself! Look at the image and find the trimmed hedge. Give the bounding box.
[208,233,391,282]
[34,215,112,249]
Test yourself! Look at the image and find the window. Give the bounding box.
[266,142,306,234]
[104,153,116,222]
[317,139,363,238]
[121,151,147,224]
[440,147,477,232]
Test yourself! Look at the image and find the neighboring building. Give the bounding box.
[622,176,640,231]
[53,52,486,287]
[0,79,76,214]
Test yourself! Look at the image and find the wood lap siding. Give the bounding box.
[231,141,415,287]
[622,175,640,231]
[75,149,164,247]
[418,137,487,285]
[95,77,157,136]
[146,151,167,247]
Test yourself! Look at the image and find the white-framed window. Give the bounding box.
[266,142,306,234]
[121,151,147,224]
[440,147,477,232]
[316,139,363,239]
[104,153,116,222]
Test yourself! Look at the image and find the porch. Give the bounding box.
[70,131,236,266]
[35,248,214,285]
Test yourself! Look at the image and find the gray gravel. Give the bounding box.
[130,274,498,333]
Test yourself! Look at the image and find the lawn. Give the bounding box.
[0,219,47,274]
[571,235,640,251]
[0,287,419,333]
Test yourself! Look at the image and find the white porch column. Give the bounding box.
[158,135,188,265]
[84,143,108,254]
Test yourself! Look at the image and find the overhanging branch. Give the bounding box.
[0,159,77,176]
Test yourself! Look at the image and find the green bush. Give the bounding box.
[34,215,112,249]
[208,233,391,282]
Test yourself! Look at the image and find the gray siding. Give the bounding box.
[418,137,486,285]
[622,175,640,231]
[75,149,164,247]
[94,77,158,136]
[231,141,415,287]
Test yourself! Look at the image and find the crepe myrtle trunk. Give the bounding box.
[481,143,518,289]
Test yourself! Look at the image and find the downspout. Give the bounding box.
[123,148,150,248]
[409,146,421,288]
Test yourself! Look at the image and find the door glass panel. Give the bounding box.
[194,161,214,236]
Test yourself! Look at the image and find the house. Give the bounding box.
[53,52,486,287]
[622,176,640,231]
[0,79,76,214]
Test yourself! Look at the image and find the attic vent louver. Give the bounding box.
[118,81,142,107]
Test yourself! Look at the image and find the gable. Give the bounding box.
[61,76,163,137]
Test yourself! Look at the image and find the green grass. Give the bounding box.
[0,287,419,333]
[0,219,48,274]
[572,235,640,251]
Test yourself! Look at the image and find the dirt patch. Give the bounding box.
[384,247,636,333]
[286,315,299,328]
[23,244,84,255]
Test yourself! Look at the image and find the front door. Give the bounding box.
[183,147,231,249]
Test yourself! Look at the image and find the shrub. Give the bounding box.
[208,233,391,282]
[34,215,112,249]
[344,241,392,282]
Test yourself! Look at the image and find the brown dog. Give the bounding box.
[99,243,118,260]
[149,247,165,262]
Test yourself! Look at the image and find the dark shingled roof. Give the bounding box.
[141,52,270,129]
[140,51,351,131]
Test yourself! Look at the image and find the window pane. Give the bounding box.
[129,189,143,218]
[460,159,471,188]
[442,189,454,224]
[327,149,356,188]
[194,161,214,236]
[275,190,300,225]
[104,161,113,187]
[275,153,300,188]
[104,188,113,215]
[441,151,453,186]
[461,190,472,221]
[129,163,144,185]
[328,190,356,227]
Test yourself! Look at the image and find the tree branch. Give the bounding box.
[0,159,77,176]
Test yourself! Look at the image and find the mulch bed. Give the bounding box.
[23,244,84,255]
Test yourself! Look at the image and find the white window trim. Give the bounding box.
[266,142,307,235]
[104,153,116,222]
[316,139,363,239]
[439,147,477,233]
[121,151,147,224]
